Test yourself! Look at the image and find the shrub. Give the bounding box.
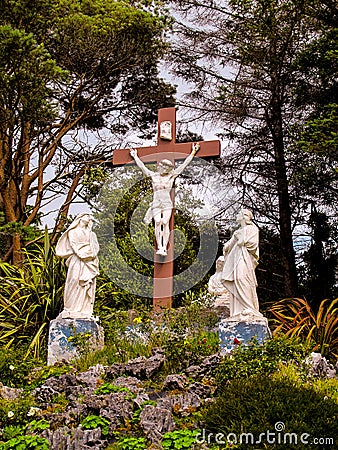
[163,331,219,373]
[114,436,147,450]
[0,396,39,428]
[215,335,311,385]
[94,383,132,396]
[203,365,338,450]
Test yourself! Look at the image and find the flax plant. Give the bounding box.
[268,297,338,358]
[0,230,65,358]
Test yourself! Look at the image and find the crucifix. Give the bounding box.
[112,107,220,309]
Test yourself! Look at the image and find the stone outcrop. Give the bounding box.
[42,427,107,450]
[2,346,337,449]
[139,405,175,445]
[305,352,337,378]
[22,348,213,448]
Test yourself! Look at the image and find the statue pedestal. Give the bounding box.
[219,316,271,354]
[47,318,104,365]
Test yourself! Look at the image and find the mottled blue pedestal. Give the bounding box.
[47,318,104,365]
[219,317,271,354]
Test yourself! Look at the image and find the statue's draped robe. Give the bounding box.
[221,224,262,317]
[56,220,99,319]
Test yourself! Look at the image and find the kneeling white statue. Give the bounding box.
[221,209,263,319]
[208,256,230,307]
[56,213,99,319]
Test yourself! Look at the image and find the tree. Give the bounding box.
[300,210,337,307]
[170,0,336,296]
[290,2,338,302]
[0,0,175,263]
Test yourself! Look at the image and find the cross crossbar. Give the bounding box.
[112,107,220,308]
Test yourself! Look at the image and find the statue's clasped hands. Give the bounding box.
[234,229,245,246]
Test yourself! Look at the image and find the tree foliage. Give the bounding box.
[0,0,175,263]
[171,0,337,297]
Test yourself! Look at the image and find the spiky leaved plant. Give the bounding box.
[268,297,338,358]
[0,229,65,358]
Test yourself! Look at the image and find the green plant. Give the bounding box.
[26,419,50,432]
[94,383,132,396]
[162,429,202,449]
[0,349,71,389]
[0,435,50,450]
[1,425,25,441]
[215,335,311,385]
[67,329,92,356]
[0,347,42,388]
[0,395,40,428]
[0,229,65,358]
[203,364,338,450]
[163,331,219,373]
[115,436,147,450]
[268,297,338,357]
[80,415,110,436]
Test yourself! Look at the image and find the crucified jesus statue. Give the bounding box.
[130,143,200,256]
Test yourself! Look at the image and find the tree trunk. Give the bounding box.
[269,95,298,296]
[12,232,24,266]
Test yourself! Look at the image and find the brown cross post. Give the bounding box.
[112,107,220,309]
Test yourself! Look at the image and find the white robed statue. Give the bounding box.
[208,256,230,307]
[221,209,263,319]
[56,213,99,319]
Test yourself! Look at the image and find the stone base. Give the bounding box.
[47,318,104,365]
[219,317,271,354]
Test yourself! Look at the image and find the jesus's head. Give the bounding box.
[157,159,174,174]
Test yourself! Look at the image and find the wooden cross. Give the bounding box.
[112,107,220,309]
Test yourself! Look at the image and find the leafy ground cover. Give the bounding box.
[0,303,337,449]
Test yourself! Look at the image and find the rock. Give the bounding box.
[33,373,79,402]
[185,365,203,379]
[187,382,212,399]
[157,392,202,416]
[185,354,220,380]
[75,364,107,391]
[105,363,124,380]
[42,426,107,450]
[112,376,143,394]
[219,317,271,354]
[33,385,58,404]
[124,351,165,380]
[47,318,104,366]
[43,411,79,429]
[305,353,337,378]
[0,383,23,400]
[65,401,88,421]
[139,405,175,444]
[163,374,188,391]
[200,353,221,373]
[134,393,150,408]
[99,392,133,430]
[105,349,165,382]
